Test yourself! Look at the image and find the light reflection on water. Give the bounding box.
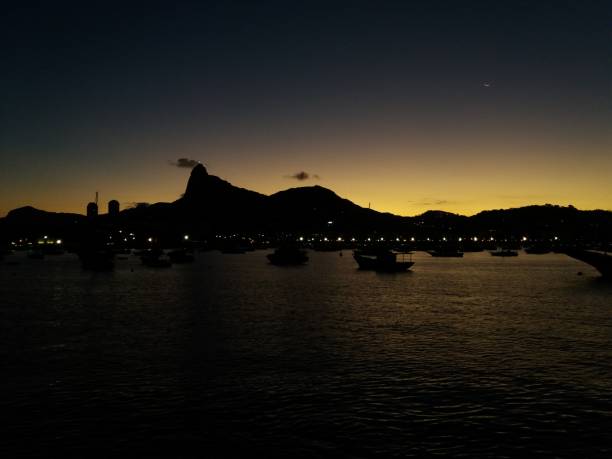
[1,251,611,457]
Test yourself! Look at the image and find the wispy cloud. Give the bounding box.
[286,171,320,181]
[408,198,456,207]
[169,158,201,168]
[126,202,150,209]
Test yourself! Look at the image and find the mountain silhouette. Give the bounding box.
[173,164,267,231]
[266,185,401,232]
[1,166,611,244]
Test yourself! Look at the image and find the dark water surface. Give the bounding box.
[1,251,611,457]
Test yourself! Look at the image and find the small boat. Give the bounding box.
[267,246,308,265]
[353,250,414,272]
[490,249,519,257]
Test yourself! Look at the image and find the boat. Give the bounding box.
[490,249,519,257]
[353,250,414,272]
[267,246,309,265]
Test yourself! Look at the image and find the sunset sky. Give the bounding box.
[1,1,610,217]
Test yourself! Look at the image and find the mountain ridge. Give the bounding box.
[1,165,611,242]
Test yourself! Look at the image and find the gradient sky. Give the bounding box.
[1,0,610,217]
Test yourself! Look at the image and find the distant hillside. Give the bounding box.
[1,165,611,242]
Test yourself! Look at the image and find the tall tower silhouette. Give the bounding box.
[87,192,99,217]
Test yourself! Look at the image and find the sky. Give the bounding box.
[1,0,610,217]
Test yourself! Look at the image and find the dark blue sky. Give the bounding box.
[1,1,610,215]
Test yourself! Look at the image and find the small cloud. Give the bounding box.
[286,171,320,181]
[169,158,201,168]
[126,202,150,209]
[410,198,455,206]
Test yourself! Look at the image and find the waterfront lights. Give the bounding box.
[458,237,462,242]
[410,237,415,242]
[299,236,304,241]
[184,235,189,240]
[147,237,153,243]
[522,236,528,241]
[56,239,62,244]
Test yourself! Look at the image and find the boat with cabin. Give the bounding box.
[353,249,414,272]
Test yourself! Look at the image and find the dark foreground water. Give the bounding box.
[1,250,611,458]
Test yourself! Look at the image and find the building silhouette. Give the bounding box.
[87,202,98,218]
[108,199,120,216]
